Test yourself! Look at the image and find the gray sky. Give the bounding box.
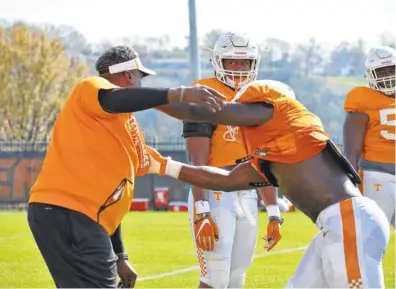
[1,0,395,48]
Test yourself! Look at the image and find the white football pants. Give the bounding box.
[188,189,258,289]
[359,170,395,228]
[285,196,390,288]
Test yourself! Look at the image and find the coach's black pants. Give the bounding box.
[27,203,118,288]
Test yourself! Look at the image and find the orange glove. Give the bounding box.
[194,201,219,251]
[262,205,283,251]
[262,217,283,251]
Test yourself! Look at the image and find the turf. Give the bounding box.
[0,211,394,288]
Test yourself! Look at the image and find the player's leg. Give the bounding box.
[283,196,296,212]
[361,170,396,228]
[277,196,290,212]
[320,197,390,288]
[188,190,237,288]
[285,231,327,288]
[228,190,258,288]
[27,203,118,288]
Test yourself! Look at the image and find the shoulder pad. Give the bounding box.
[232,80,294,104]
[182,121,216,139]
[256,80,296,99]
[191,78,218,86]
[232,82,262,103]
[344,86,373,112]
[267,80,296,99]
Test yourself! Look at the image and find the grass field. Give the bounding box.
[0,211,394,288]
[325,76,367,87]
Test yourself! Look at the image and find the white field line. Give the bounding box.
[138,246,307,282]
[0,234,28,241]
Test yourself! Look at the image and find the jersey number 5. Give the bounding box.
[380,108,396,140]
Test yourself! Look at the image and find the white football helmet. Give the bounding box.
[364,46,396,95]
[211,32,261,90]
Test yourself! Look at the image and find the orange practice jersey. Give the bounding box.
[344,86,395,164]
[29,77,151,235]
[192,78,246,167]
[233,80,330,169]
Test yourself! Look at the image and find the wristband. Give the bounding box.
[195,200,210,214]
[266,204,281,218]
[165,158,182,178]
[116,253,129,263]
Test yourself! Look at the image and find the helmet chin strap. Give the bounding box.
[224,75,246,91]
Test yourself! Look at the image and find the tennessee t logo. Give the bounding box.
[213,192,222,200]
[374,183,381,192]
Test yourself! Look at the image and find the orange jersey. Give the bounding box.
[344,86,395,164]
[234,80,330,166]
[29,77,151,235]
[192,78,246,167]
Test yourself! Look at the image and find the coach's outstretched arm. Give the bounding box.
[99,86,225,113]
[148,148,265,191]
[157,101,274,126]
[79,77,225,115]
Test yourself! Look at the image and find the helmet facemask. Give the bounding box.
[365,65,395,96]
[364,46,396,96]
[212,54,260,90]
[211,32,261,90]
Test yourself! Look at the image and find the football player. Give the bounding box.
[182,32,280,288]
[343,45,395,228]
[153,79,390,288]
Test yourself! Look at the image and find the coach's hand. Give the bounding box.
[194,201,219,251]
[117,259,137,288]
[168,85,226,113]
[262,216,283,251]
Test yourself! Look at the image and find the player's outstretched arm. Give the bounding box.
[157,101,274,126]
[176,161,264,191]
[343,112,368,171]
[147,148,266,191]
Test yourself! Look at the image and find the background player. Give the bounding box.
[182,32,280,289]
[343,45,396,228]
